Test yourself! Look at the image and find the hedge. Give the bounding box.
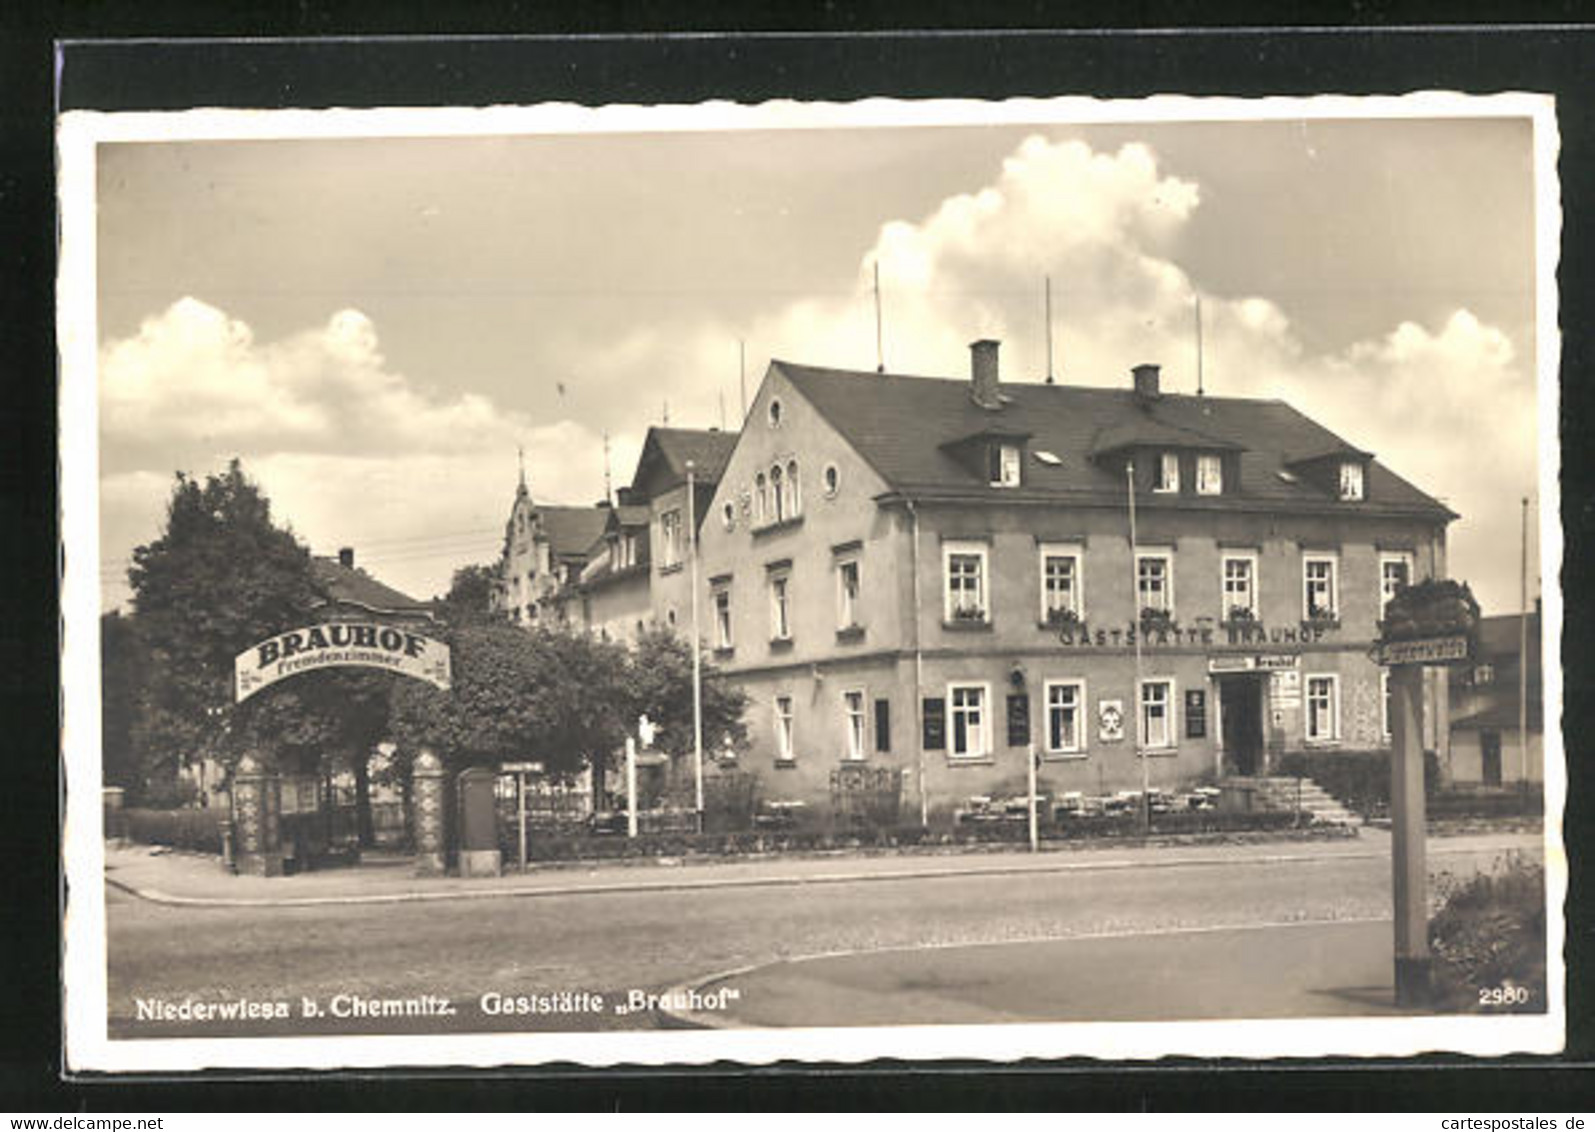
[1277,749,1441,817]
[1429,855,1546,1012]
[519,809,1304,862]
[121,807,225,853]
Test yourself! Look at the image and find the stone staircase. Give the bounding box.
[1224,775,1362,827]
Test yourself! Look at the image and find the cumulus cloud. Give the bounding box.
[658,135,1538,611]
[98,299,636,608]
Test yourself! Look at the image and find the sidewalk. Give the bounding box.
[101,826,1545,909]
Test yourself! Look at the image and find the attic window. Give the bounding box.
[1153,452,1180,493]
[823,463,840,498]
[1033,450,1062,466]
[722,502,736,531]
[989,443,1022,488]
[767,398,784,428]
[1276,469,1299,484]
[1338,461,1365,501]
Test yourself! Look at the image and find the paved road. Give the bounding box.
[103,833,1537,1038]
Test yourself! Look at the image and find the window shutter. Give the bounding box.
[874,698,891,752]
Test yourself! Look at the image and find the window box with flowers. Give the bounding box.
[1223,606,1257,628]
[1306,608,1341,632]
[944,606,991,630]
[1044,607,1082,631]
[1139,607,1175,634]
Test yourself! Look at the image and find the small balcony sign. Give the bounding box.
[234,622,452,703]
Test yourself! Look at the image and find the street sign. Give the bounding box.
[501,762,544,773]
[1377,635,1471,666]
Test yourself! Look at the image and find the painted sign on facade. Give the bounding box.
[1097,699,1125,743]
[1376,635,1471,666]
[234,622,452,703]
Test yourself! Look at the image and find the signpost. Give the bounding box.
[501,761,544,871]
[1375,579,1480,1007]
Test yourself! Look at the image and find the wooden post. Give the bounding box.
[1389,663,1431,1005]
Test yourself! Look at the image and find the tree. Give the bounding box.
[623,625,749,763]
[99,611,146,793]
[389,623,629,778]
[127,460,321,786]
[438,562,502,626]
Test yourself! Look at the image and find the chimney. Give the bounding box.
[1132,363,1162,401]
[970,339,1002,409]
[338,547,355,569]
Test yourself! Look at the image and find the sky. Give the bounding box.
[93,106,1546,614]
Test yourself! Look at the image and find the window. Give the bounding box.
[1338,461,1365,501]
[843,691,866,761]
[1303,554,1339,620]
[1380,552,1414,614]
[990,443,1022,487]
[1140,679,1175,750]
[769,465,786,522]
[769,571,791,641]
[1221,553,1257,619]
[874,698,891,752]
[785,459,801,517]
[754,473,768,525]
[659,509,683,568]
[713,585,732,649]
[1306,674,1340,743]
[768,397,783,428]
[722,502,735,531]
[1039,543,1083,621]
[1473,664,1496,686]
[1196,453,1223,495]
[943,541,988,621]
[774,695,795,761]
[619,532,637,568]
[1154,452,1180,493]
[948,684,990,758]
[1045,680,1085,755]
[1137,550,1174,616]
[836,558,861,629]
[823,463,840,498]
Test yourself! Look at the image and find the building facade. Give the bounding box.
[686,343,1455,819]
[1448,607,1543,786]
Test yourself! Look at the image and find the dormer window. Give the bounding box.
[1338,461,1365,501]
[1196,453,1223,495]
[989,443,1022,487]
[1154,452,1180,493]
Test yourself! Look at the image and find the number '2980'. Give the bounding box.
[1478,984,1531,1006]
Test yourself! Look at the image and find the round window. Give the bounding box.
[767,398,783,428]
[823,463,840,498]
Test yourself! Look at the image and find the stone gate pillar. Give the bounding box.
[232,752,283,876]
[412,748,447,877]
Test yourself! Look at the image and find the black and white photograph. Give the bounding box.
[57,91,1564,1071]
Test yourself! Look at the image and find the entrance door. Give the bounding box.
[1481,729,1503,786]
[1220,675,1265,776]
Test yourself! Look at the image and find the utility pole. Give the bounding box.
[1520,494,1530,790]
[688,460,705,833]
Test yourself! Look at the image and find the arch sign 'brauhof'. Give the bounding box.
[234,622,452,703]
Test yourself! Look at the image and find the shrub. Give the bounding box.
[1429,855,1546,1012]
[122,807,225,854]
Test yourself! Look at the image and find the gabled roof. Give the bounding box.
[538,506,610,561]
[310,556,434,619]
[772,359,1454,519]
[630,427,739,498]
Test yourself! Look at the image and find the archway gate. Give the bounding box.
[228,620,452,876]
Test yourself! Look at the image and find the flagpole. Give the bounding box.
[1128,461,1149,832]
[1520,494,1529,791]
[688,460,705,833]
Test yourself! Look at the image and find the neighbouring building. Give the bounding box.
[1448,605,1543,786]
[684,341,1457,820]
[490,466,610,627]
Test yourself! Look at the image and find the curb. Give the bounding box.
[107,844,1382,910]
[102,831,1537,911]
[654,915,1400,1029]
